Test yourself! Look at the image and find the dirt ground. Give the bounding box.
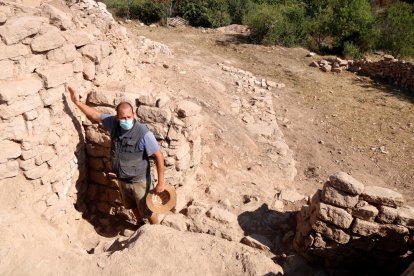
[128,23,414,205]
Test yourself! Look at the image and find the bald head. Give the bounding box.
[116,102,134,120]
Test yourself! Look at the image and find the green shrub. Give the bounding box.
[343,41,362,59]
[244,2,307,46]
[227,0,250,24]
[175,0,231,27]
[305,5,334,50]
[131,0,165,24]
[331,0,376,53]
[376,1,414,57]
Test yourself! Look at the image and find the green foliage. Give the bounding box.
[131,0,165,24]
[332,0,376,53]
[227,0,250,24]
[343,41,362,58]
[376,1,414,57]
[244,2,307,46]
[175,0,231,28]
[103,0,414,57]
[305,5,334,50]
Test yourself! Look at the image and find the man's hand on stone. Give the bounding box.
[67,85,79,104]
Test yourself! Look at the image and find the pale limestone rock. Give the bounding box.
[161,213,189,231]
[41,146,55,163]
[23,110,38,121]
[93,72,107,87]
[138,94,155,106]
[176,100,201,118]
[377,205,398,223]
[137,106,171,124]
[0,116,27,141]
[0,60,15,80]
[85,126,111,147]
[87,90,117,106]
[352,204,378,221]
[167,126,181,141]
[41,4,74,30]
[280,189,306,203]
[21,149,36,160]
[47,44,78,63]
[18,54,46,74]
[19,158,36,171]
[396,206,414,230]
[241,234,272,250]
[206,206,236,224]
[321,183,359,208]
[156,94,170,108]
[266,80,277,88]
[379,224,409,238]
[24,163,49,180]
[246,121,275,137]
[361,186,404,207]
[316,202,353,229]
[62,29,93,47]
[0,12,6,24]
[0,160,19,179]
[31,30,65,52]
[311,216,350,244]
[79,41,111,64]
[351,218,379,237]
[36,63,73,88]
[0,140,22,163]
[0,74,43,103]
[0,44,30,60]
[151,123,168,140]
[46,193,59,206]
[0,16,47,45]
[40,85,65,106]
[72,57,83,73]
[329,172,365,195]
[0,94,43,119]
[82,56,95,80]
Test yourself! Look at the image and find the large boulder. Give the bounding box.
[103,225,284,275]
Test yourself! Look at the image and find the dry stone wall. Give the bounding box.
[294,172,414,270]
[84,88,203,230]
[309,54,414,93]
[0,0,173,227]
[351,56,414,93]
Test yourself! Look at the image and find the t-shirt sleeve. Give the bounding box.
[100,114,116,132]
[140,131,160,157]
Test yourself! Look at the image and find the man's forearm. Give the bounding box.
[74,100,101,123]
[154,151,165,187]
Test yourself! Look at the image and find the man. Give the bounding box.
[67,85,165,225]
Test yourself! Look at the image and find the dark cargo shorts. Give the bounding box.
[118,179,155,219]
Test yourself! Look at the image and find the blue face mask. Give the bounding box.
[119,119,134,130]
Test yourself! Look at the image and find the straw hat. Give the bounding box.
[146,183,177,214]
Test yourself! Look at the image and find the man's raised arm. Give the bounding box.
[67,85,102,123]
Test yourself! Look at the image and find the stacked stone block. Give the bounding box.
[309,55,414,93]
[294,172,414,268]
[352,56,414,93]
[83,89,203,224]
[0,0,168,227]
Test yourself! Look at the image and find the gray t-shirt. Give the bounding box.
[100,114,160,156]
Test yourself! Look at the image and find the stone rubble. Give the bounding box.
[217,63,296,182]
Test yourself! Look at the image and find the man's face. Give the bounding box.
[116,105,134,121]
